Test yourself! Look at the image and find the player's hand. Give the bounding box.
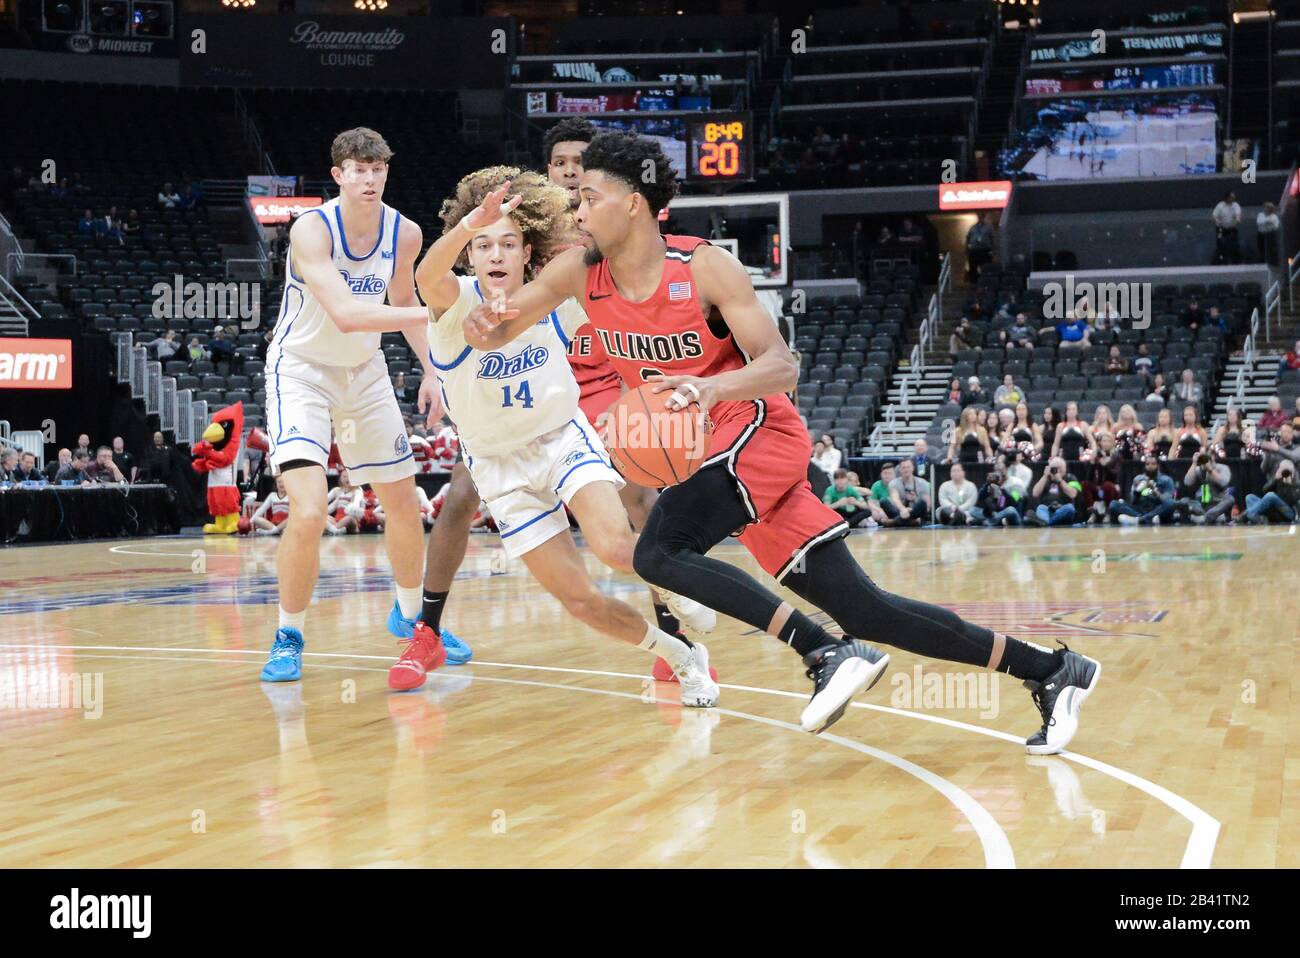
[461,182,523,234]
[417,375,443,429]
[464,300,519,350]
[646,373,718,412]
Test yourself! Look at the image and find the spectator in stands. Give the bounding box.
[1259,422,1300,477]
[51,177,70,200]
[271,223,291,266]
[98,206,119,236]
[1090,404,1115,440]
[1104,345,1128,376]
[947,407,993,464]
[993,374,1023,408]
[817,433,843,474]
[1278,340,1300,377]
[392,371,417,405]
[139,431,172,483]
[1205,305,1231,339]
[1006,313,1035,353]
[1093,305,1121,345]
[889,458,932,526]
[10,451,40,483]
[146,329,180,362]
[937,463,978,526]
[1029,456,1079,527]
[823,469,875,528]
[869,463,901,525]
[83,445,126,485]
[77,209,95,235]
[74,434,91,459]
[111,437,137,483]
[1174,368,1203,405]
[949,317,977,358]
[897,217,923,247]
[876,224,895,246]
[965,212,994,281]
[0,449,18,482]
[183,175,206,211]
[1180,298,1204,331]
[157,181,181,210]
[1243,458,1298,524]
[960,375,988,408]
[208,326,237,368]
[974,464,1022,527]
[123,209,141,236]
[44,448,72,482]
[1257,201,1281,266]
[911,438,934,482]
[944,377,964,405]
[1056,311,1092,349]
[55,449,90,483]
[179,185,198,211]
[1111,455,1176,526]
[811,440,829,477]
[1146,372,1171,407]
[1132,342,1160,384]
[1183,453,1234,525]
[1257,396,1288,438]
[187,336,207,364]
[1211,190,1242,264]
[1083,431,1123,523]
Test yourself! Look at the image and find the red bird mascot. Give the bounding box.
[192,400,245,534]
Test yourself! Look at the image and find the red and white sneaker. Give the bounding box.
[388,622,447,691]
[652,639,719,683]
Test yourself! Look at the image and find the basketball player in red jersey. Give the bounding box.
[465,131,1101,748]
[544,117,717,679]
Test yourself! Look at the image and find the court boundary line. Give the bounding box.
[40,649,1016,869]
[0,641,1219,866]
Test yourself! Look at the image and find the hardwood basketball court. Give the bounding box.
[1,526,1295,868]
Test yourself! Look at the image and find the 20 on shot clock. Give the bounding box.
[686,112,753,182]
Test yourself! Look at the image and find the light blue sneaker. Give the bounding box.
[260,627,304,682]
[387,600,472,665]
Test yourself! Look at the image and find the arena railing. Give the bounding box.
[113,330,199,444]
[1264,278,1281,342]
[1287,253,1300,312]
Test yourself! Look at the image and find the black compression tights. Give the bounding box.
[633,466,1001,670]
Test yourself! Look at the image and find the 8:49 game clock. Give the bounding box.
[685,112,754,183]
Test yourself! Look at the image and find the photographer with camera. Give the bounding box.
[1182,452,1234,525]
[1028,456,1080,527]
[1243,459,1299,524]
[1110,455,1177,526]
[973,464,1023,527]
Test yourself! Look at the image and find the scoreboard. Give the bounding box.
[685,112,754,183]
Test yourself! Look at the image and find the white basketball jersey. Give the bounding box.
[428,276,588,456]
[271,198,402,367]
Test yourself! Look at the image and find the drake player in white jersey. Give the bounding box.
[385,167,717,704]
[259,127,458,682]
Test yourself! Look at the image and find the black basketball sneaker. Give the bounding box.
[1023,642,1102,755]
[800,639,890,734]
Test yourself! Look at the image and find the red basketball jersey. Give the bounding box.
[581,234,802,434]
[566,322,621,395]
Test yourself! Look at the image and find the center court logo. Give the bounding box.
[50,888,150,938]
[478,345,549,379]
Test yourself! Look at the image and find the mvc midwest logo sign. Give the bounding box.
[0,338,73,389]
[938,180,1012,210]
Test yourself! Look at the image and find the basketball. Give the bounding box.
[237,517,252,535]
[603,383,712,488]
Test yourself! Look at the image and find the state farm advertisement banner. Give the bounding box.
[0,339,73,389]
[250,196,323,225]
[939,181,1012,210]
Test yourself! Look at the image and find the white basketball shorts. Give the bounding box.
[463,415,624,559]
[264,345,416,486]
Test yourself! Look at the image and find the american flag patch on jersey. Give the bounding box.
[667,281,692,301]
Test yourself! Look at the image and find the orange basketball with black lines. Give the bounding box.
[603,383,713,488]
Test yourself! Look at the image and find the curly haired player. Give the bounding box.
[462,131,1101,747]
[386,166,717,702]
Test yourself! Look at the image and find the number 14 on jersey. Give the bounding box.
[501,380,534,409]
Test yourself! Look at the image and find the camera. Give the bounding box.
[1196,452,1212,467]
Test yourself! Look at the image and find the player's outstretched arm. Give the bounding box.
[415,181,522,311]
[291,214,427,333]
[650,245,798,409]
[463,246,585,350]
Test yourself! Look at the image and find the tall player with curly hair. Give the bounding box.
[385,166,718,705]
[463,132,1102,748]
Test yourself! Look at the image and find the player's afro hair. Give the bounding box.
[580,130,678,215]
[438,165,573,280]
[542,116,598,163]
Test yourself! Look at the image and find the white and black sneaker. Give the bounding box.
[799,640,890,734]
[1023,642,1102,755]
[675,642,719,708]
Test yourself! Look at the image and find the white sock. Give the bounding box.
[395,584,423,621]
[638,624,692,670]
[279,606,306,633]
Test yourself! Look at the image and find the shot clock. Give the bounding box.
[685,112,754,182]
